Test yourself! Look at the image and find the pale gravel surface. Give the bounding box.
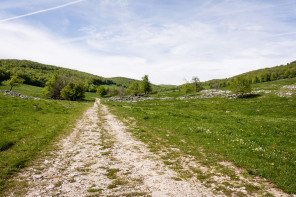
[9,100,214,196]
[8,99,290,197]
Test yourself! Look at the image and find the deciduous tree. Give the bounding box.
[3,75,24,91]
[61,82,85,101]
[230,77,251,95]
[96,85,107,97]
[128,81,140,96]
[181,78,193,95]
[191,76,203,92]
[140,75,152,95]
[42,74,70,99]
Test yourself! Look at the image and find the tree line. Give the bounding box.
[97,75,152,97]
[1,73,153,101]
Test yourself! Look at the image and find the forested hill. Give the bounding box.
[205,60,296,88]
[0,59,146,91]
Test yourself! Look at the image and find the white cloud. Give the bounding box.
[0,0,295,85]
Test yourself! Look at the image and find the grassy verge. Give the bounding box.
[0,84,96,194]
[104,90,296,193]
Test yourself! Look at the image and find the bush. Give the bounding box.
[42,74,70,99]
[230,77,251,95]
[97,86,107,97]
[181,82,193,95]
[128,81,140,96]
[61,82,85,101]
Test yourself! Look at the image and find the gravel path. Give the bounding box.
[9,100,213,196]
[8,99,290,197]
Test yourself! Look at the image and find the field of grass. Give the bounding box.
[104,79,296,194]
[0,84,96,194]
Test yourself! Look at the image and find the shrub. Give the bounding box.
[61,82,85,101]
[42,74,70,99]
[230,77,251,95]
[128,81,140,96]
[97,86,107,97]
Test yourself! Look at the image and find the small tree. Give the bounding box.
[181,79,193,96]
[140,75,152,95]
[42,74,70,99]
[97,85,107,97]
[128,81,140,96]
[3,75,24,91]
[119,85,126,98]
[230,77,251,95]
[87,83,97,92]
[61,82,85,101]
[108,87,119,97]
[191,76,203,92]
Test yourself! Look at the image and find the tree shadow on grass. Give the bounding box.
[237,93,261,99]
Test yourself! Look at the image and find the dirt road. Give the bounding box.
[8,100,289,197]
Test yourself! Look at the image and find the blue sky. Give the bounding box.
[0,0,296,85]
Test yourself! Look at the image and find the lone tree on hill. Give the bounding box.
[3,75,24,91]
[140,75,152,95]
[230,77,251,95]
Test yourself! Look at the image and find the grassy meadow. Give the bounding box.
[104,79,296,194]
[0,84,96,193]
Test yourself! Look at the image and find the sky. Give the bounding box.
[0,0,296,85]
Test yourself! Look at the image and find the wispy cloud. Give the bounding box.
[0,0,85,23]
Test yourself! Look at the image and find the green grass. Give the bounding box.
[252,78,296,90]
[0,84,95,194]
[103,80,296,194]
[0,84,98,102]
[0,84,44,98]
[106,168,120,179]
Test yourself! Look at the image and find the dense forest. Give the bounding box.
[0,59,142,92]
[205,60,296,88]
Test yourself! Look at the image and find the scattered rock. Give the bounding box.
[0,90,41,100]
[33,175,43,180]
[46,184,55,190]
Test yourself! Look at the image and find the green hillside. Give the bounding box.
[108,77,139,88]
[205,60,296,88]
[0,59,174,93]
[0,59,113,87]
